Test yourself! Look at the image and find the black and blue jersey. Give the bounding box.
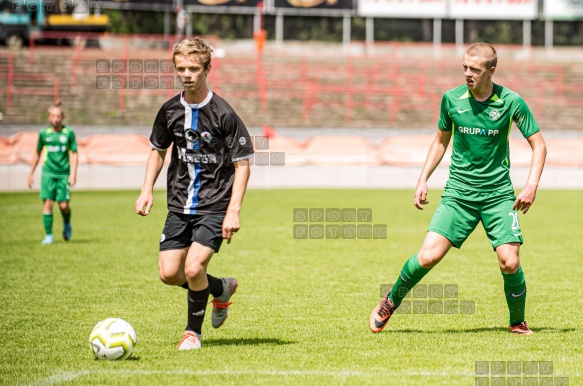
[149,91,254,215]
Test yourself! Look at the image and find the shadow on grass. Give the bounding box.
[64,239,96,244]
[204,338,297,347]
[390,326,577,334]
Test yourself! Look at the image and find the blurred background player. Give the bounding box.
[370,42,547,336]
[135,37,254,350]
[28,101,78,245]
[175,5,189,44]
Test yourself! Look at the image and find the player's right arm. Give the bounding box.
[28,133,44,189]
[414,129,452,210]
[135,148,166,216]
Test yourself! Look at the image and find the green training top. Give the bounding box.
[36,126,78,176]
[438,83,540,192]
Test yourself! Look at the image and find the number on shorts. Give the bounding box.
[508,212,520,231]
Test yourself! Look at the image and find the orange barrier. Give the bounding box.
[2,132,583,168]
[379,135,451,166]
[303,136,380,165]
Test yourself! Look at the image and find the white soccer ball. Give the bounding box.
[89,318,137,360]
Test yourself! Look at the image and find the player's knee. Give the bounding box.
[184,263,205,282]
[158,267,182,285]
[417,251,442,269]
[499,258,520,273]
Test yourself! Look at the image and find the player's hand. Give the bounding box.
[135,192,153,216]
[69,175,76,187]
[514,185,537,214]
[222,211,240,244]
[27,174,34,189]
[414,181,429,210]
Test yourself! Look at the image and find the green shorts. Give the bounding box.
[40,173,70,202]
[428,188,523,250]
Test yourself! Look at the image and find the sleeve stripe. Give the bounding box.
[149,141,168,151]
[232,153,254,162]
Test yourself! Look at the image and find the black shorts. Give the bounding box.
[160,212,225,253]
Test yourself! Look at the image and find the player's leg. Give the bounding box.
[58,201,72,240]
[390,231,453,306]
[496,243,531,334]
[482,195,532,334]
[41,199,55,244]
[40,174,56,244]
[157,247,204,350]
[370,194,478,333]
[370,232,453,333]
[55,177,72,241]
[159,248,188,285]
[177,242,215,350]
[192,215,238,329]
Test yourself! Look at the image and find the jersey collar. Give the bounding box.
[180,89,213,109]
[458,85,504,106]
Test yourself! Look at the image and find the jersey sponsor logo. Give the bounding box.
[239,137,247,146]
[458,126,499,136]
[185,128,199,143]
[489,110,501,120]
[46,137,53,142]
[177,147,219,164]
[200,132,213,143]
[457,108,472,114]
[45,145,66,152]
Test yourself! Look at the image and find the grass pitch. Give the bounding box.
[1,189,581,385]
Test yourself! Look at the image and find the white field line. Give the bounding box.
[28,369,475,385]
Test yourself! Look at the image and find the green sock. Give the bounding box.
[502,267,527,326]
[43,213,53,235]
[388,254,431,308]
[62,208,71,225]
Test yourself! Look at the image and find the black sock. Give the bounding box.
[207,274,224,298]
[182,276,222,296]
[187,287,210,334]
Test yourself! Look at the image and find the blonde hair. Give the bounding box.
[172,37,213,70]
[48,100,63,114]
[465,42,497,69]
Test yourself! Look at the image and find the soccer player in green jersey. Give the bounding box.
[28,101,78,245]
[370,43,547,335]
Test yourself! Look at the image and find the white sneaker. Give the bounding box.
[41,234,54,245]
[176,331,201,350]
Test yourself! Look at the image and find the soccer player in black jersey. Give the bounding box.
[135,37,254,350]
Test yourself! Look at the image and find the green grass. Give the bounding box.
[1,189,581,385]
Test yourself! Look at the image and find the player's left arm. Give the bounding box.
[68,130,79,187]
[223,158,251,244]
[514,131,547,214]
[69,151,78,187]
